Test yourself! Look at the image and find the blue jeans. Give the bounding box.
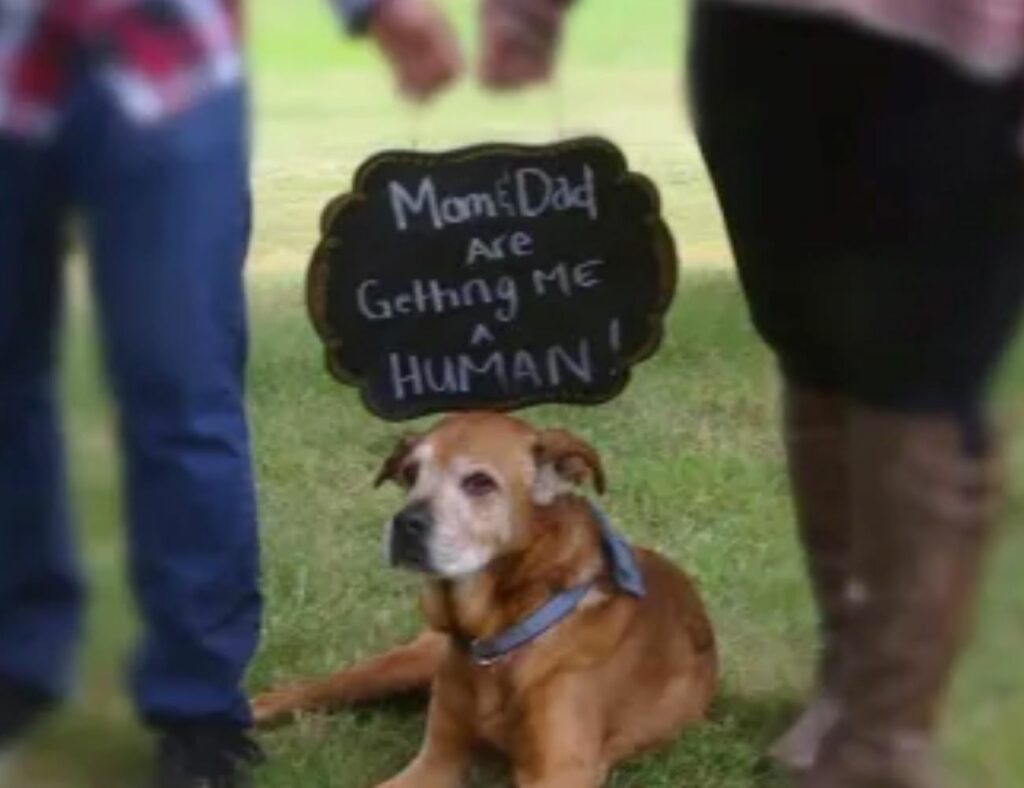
[0,83,261,727]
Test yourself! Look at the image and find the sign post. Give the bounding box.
[308,137,678,421]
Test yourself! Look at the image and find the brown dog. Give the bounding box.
[251,412,717,787]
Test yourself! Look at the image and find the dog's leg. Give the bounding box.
[517,768,606,788]
[251,631,447,726]
[513,676,606,788]
[374,691,473,788]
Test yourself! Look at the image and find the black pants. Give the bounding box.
[690,2,1024,417]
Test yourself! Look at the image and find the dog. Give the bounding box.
[251,412,717,787]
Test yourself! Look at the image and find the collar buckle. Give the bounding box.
[468,639,503,667]
[472,652,501,668]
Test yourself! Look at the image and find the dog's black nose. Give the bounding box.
[389,503,433,571]
[394,504,432,537]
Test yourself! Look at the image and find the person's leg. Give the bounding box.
[66,84,261,734]
[0,134,81,725]
[690,4,1024,785]
[689,4,863,771]
[803,111,1022,783]
[767,384,852,770]
[798,405,1000,788]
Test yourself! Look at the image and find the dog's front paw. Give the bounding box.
[250,685,311,728]
[372,779,410,788]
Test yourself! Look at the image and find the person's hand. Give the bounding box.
[369,0,463,101]
[479,0,572,90]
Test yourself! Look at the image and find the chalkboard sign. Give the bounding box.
[308,137,678,421]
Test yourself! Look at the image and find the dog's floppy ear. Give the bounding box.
[533,428,606,497]
[374,432,421,488]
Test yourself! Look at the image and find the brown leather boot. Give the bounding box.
[769,384,853,772]
[798,406,1001,788]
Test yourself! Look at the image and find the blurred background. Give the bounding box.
[13,0,1023,785]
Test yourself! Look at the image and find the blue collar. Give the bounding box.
[467,502,646,666]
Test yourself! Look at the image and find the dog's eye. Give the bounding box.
[400,463,419,487]
[461,472,497,497]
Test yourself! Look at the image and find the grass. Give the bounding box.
[12,0,1024,786]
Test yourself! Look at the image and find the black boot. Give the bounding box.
[0,673,53,746]
[155,722,264,788]
[0,674,54,781]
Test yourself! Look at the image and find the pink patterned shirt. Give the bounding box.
[715,0,1024,79]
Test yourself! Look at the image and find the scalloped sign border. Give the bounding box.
[307,136,679,421]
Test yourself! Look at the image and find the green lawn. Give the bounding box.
[14,1,1024,786]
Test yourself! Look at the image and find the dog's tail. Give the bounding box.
[251,631,447,727]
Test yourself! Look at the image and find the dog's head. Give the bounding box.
[374,412,605,577]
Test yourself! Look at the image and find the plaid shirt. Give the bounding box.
[0,0,372,139]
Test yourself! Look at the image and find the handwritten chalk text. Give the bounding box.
[387,339,595,401]
[355,259,605,326]
[389,165,598,232]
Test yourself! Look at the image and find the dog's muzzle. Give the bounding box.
[387,502,434,572]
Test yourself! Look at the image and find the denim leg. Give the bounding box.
[0,135,82,699]
[67,86,261,726]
